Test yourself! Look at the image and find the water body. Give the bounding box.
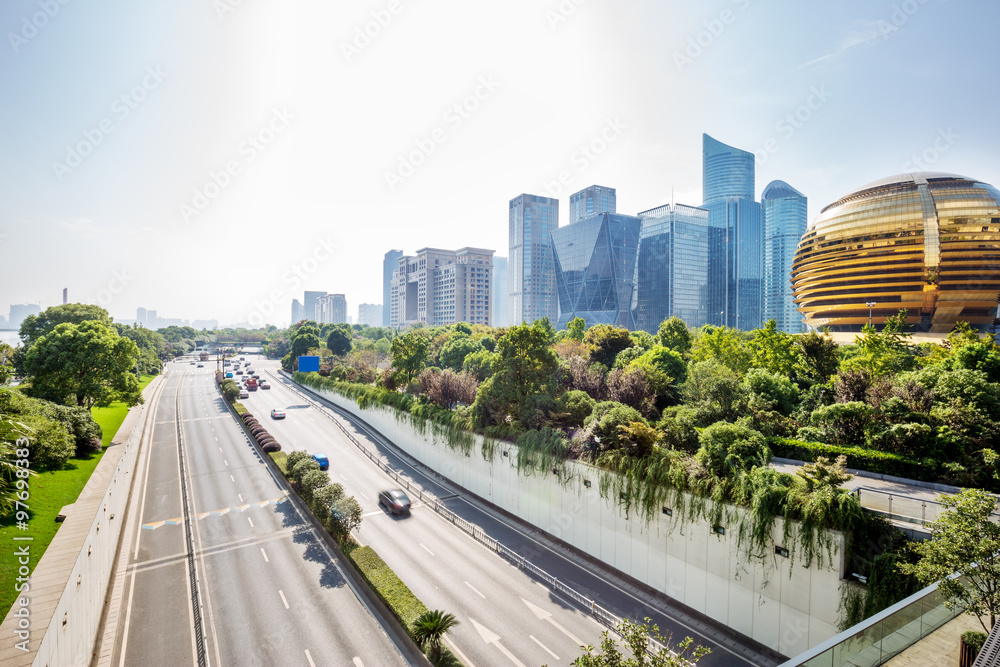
[0,330,21,347]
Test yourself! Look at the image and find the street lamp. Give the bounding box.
[866,301,877,328]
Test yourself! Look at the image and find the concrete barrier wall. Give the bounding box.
[310,385,846,657]
[0,378,160,667]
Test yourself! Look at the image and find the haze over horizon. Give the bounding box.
[2,0,998,327]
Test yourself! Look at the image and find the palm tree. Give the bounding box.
[411,610,460,663]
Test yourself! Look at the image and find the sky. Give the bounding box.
[1,0,998,328]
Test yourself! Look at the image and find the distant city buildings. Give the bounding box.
[7,304,40,331]
[303,291,326,323]
[357,303,382,327]
[569,185,616,223]
[290,299,303,324]
[382,250,403,328]
[509,193,558,325]
[316,294,348,325]
[491,256,508,328]
[390,247,494,327]
[134,307,215,330]
[762,180,807,333]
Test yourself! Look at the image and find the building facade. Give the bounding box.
[290,299,303,325]
[762,180,807,333]
[491,256,508,328]
[390,247,494,327]
[632,203,710,333]
[382,250,403,328]
[569,185,616,223]
[303,291,327,323]
[357,303,382,327]
[509,193,559,325]
[703,134,763,330]
[316,294,347,325]
[551,212,642,330]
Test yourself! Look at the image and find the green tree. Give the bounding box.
[462,348,497,382]
[585,324,634,369]
[747,319,799,376]
[439,334,482,372]
[116,323,165,375]
[24,321,141,408]
[796,330,840,384]
[328,494,363,538]
[844,310,915,377]
[691,325,751,374]
[565,316,587,342]
[411,610,460,663]
[391,332,431,384]
[696,421,771,477]
[680,360,745,425]
[18,303,113,347]
[220,379,240,402]
[573,616,709,667]
[585,401,644,450]
[291,326,320,360]
[326,324,353,357]
[657,316,693,355]
[0,342,15,386]
[899,488,1000,632]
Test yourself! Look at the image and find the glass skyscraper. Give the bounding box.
[551,212,641,329]
[491,256,509,327]
[703,133,763,330]
[762,180,807,333]
[569,185,616,223]
[509,193,559,324]
[382,250,403,327]
[632,204,710,333]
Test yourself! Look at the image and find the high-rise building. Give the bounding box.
[569,185,616,223]
[316,294,347,324]
[551,212,642,330]
[357,303,382,327]
[136,307,147,326]
[509,193,559,325]
[8,304,41,331]
[303,291,326,323]
[390,247,494,327]
[62,288,67,305]
[383,250,403,328]
[290,299,303,324]
[762,180,807,333]
[703,134,763,330]
[146,310,158,329]
[633,203,710,333]
[491,256,508,328]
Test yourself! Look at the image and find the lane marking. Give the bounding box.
[339,474,348,481]
[238,494,244,502]
[247,517,254,528]
[444,636,475,667]
[224,459,229,467]
[218,447,223,452]
[419,543,435,557]
[260,548,269,563]
[530,635,559,661]
[464,581,486,599]
[352,658,364,667]
[304,649,316,667]
[214,436,218,442]
[230,475,235,482]
[278,589,289,609]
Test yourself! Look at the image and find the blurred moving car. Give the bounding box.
[270,409,286,419]
[378,489,411,515]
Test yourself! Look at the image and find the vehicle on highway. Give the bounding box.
[260,381,270,390]
[247,377,258,390]
[378,489,411,515]
[189,361,195,365]
[235,369,243,375]
[197,364,204,368]
[225,372,233,378]
[240,356,245,360]
[270,409,286,419]
[239,389,249,399]
[312,453,329,470]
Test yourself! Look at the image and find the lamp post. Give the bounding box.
[866,301,876,328]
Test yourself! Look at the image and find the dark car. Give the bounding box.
[235,369,243,375]
[378,489,411,515]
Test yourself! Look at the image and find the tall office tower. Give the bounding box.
[383,250,403,328]
[146,310,158,329]
[316,294,348,324]
[632,204,710,333]
[303,291,327,323]
[703,133,763,330]
[551,212,642,329]
[136,307,147,326]
[357,303,382,327]
[509,193,559,325]
[762,180,808,333]
[62,288,67,305]
[391,248,494,327]
[569,185,617,223]
[290,299,303,324]
[491,256,509,328]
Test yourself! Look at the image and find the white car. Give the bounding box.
[239,390,249,399]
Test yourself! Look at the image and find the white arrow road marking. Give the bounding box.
[521,598,585,647]
[530,635,559,661]
[470,618,526,667]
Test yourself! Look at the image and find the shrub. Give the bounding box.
[346,545,427,630]
[696,422,771,477]
[46,403,102,455]
[285,450,311,474]
[772,437,936,480]
[963,631,987,653]
[554,389,595,427]
[299,469,329,504]
[657,406,700,452]
[262,442,281,453]
[585,401,644,450]
[289,457,320,486]
[742,368,799,416]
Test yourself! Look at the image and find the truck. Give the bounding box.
[246,377,258,391]
[199,352,210,361]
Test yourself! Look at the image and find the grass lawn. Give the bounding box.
[0,374,157,618]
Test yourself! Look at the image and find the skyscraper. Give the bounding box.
[762,180,807,333]
[290,299,303,324]
[383,250,403,327]
[703,134,763,330]
[551,212,641,329]
[303,291,326,323]
[491,256,508,328]
[569,185,616,223]
[317,294,347,324]
[632,203,710,333]
[390,247,494,327]
[136,307,147,326]
[357,303,382,327]
[509,193,558,325]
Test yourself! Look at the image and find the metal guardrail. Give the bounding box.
[269,371,682,661]
[854,487,1000,527]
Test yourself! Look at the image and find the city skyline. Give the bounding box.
[2,1,998,327]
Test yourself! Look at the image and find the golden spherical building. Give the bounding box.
[792,172,1000,332]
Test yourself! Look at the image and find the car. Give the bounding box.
[260,382,271,390]
[225,372,233,378]
[235,369,243,375]
[312,453,329,470]
[270,409,286,419]
[240,356,245,361]
[197,364,204,368]
[239,390,249,399]
[190,361,195,365]
[378,489,411,515]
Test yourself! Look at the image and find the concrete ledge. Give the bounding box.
[772,457,964,495]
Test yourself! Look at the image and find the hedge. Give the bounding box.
[342,543,428,631]
[771,437,938,482]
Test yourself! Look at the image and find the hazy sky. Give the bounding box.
[2,0,998,328]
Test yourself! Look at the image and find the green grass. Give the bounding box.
[0,374,156,618]
[268,451,288,475]
[342,541,429,630]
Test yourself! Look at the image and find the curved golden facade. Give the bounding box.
[792,172,1000,332]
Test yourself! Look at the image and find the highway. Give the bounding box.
[110,355,409,666]
[244,358,769,667]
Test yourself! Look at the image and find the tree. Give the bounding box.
[606,367,654,416]
[18,303,113,347]
[439,334,482,372]
[220,379,240,403]
[116,323,165,375]
[796,455,852,490]
[573,616,709,667]
[565,316,587,342]
[326,324,353,357]
[657,316,693,356]
[691,325,751,374]
[586,324,634,369]
[899,488,1000,632]
[328,494,363,538]
[585,402,644,450]
[411,610,460,663]
[291,326,320,360]
[0,343,14,386]
[796,330,840,383]
[844,310,915,377]
[24,321,141,408]
[696,422,771,477]
[391,332,431,384]
[747,319,799,376]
